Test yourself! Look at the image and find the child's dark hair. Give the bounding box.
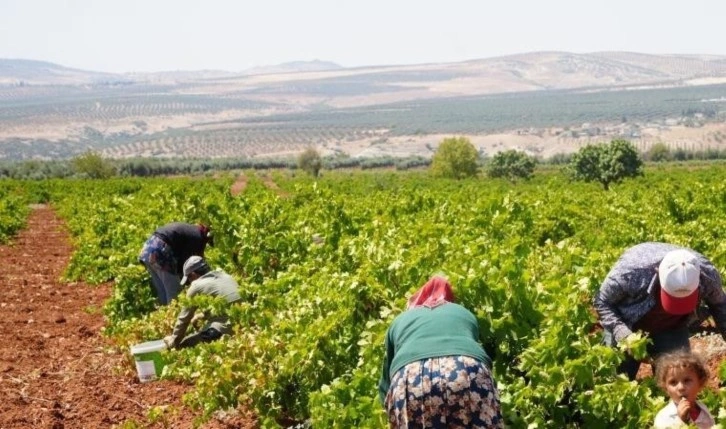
[654,350,709,387]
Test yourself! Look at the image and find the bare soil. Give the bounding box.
[0,205,256,428]
[258,173,288,197]
[229,173,248,196]
[637,330,726,392]
[330,122,726,160]
[692,332,726,390]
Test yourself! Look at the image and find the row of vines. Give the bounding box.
[0,181,36,243]
[4,165,726,427]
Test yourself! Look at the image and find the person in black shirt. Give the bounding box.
[138,222,214,305]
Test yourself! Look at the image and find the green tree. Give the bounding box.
[298,147,322,177]
[430,136,479,179]
[71,151,116,179]
[647,142,671,162]
[487,149,537,181]
[672,148,689,161]
[567,139,643,190]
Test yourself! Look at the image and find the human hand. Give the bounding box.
[191,313,204,329]
[618,332,650,361]
[163,335,175,349]
[676,396,693,423]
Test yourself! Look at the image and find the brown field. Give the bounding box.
[0,206,256,428]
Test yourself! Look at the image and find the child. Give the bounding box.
[653,350,715,429]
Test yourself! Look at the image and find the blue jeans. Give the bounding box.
[140,260,182,305]
[139,235,181,305]
[604,327,690,380]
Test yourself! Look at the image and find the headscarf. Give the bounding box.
[406,276,455,309]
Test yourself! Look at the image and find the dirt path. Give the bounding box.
[0,205,255,428]
[259,173,289,198]
[229,172,248,196]
[231,171,290,198]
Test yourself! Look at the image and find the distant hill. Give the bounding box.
[0,58,121,86]
[453,51,726,92]
[0,58,344,86]
[123,60,343,83]
[242,59,343,76]
[2,52,726,161]
[3,52,726,91]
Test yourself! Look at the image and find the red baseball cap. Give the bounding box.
[659,249,700,315]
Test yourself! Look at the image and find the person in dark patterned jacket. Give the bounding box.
[593,242,726,379]
[138,222,214,305]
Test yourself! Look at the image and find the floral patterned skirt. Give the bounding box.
[138,235,176,273]
[385,355,504,429]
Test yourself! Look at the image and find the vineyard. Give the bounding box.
[2,165,726,427]
[0,180,30,241]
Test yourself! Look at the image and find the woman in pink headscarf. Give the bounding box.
[378,276,503,428]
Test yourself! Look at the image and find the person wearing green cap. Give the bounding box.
[163,255,240,349]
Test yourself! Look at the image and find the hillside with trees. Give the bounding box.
[1,52,726,162]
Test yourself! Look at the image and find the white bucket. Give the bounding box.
[130,339,167,382]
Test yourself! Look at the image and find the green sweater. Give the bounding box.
[168,270,240,348]
[378,302,491,403]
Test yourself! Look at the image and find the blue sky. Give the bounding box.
[1,0,724,73]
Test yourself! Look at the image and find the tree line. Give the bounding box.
[2,140,726,188]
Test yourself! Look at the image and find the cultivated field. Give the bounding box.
[2,166,726,427]
[2,52,726,161]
